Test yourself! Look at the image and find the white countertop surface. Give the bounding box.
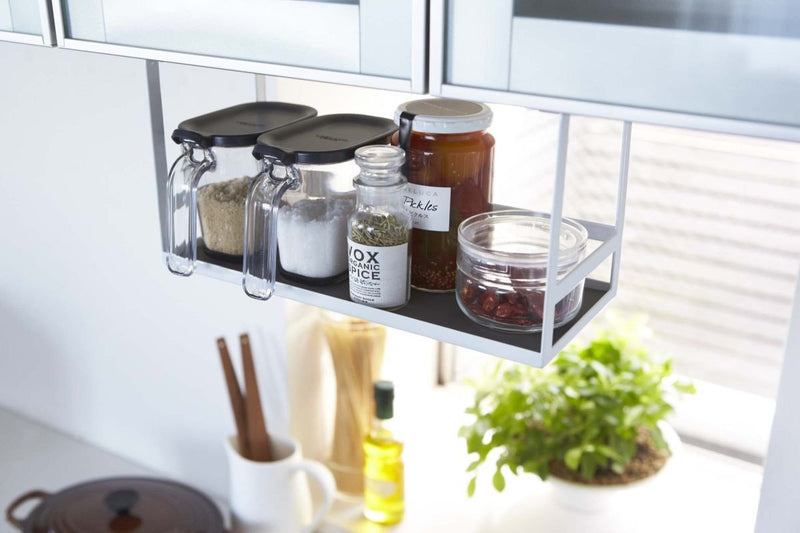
[0,393,764,533]
[0,407,164,532]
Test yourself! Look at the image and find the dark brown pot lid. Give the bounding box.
[21,477,224,533]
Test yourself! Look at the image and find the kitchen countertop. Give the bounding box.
[0,407,197,532]
[0,393,764,533]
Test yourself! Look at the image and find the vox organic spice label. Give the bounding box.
[348,239,409,309]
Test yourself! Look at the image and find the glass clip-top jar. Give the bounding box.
[395,98,494,293]
[243,114,397,300]
[348,145,412,310]
[166,102,317,276]
[456,210,589,333]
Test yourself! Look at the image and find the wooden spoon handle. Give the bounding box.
[241,334,272,461]
[217,337,251,460]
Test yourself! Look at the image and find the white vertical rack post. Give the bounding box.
[145,60,170,254]
[610,122,632,290]
[540,114,571,356]
[539,117,633,364]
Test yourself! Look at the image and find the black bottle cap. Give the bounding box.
[171,102,317,148]
[253,114,398,165]
[374,380,395,420]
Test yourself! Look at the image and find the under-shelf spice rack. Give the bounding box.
[149,57,632,367]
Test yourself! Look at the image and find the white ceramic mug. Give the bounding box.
[225,435,336,533]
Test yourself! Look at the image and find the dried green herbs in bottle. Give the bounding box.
[348,146,412,310]
[351,213,409,247]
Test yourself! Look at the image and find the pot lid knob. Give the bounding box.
[104,489,139,515]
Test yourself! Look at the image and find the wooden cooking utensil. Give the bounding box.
[240,334,272,461]
[217,337,251,460]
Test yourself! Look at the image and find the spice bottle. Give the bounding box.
[348,146,411,310]
[395,98,494,292]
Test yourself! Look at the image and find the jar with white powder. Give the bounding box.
[277,195,355,281]
[242,114,398,300]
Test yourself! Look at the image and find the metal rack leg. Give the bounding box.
[541,114,571,358]
[146,60,169,253]
[610,122,632,292]
[543,118,632,362]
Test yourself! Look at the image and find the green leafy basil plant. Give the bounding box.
[460,315,695,496]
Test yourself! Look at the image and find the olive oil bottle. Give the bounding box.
[363,381,404,524]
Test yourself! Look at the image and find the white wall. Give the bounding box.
[757,273,800,533]
[0,42,289,498]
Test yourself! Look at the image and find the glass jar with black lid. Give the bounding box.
[166,102,317,276]
[243,114,397,300]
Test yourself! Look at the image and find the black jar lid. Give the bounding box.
[172,102,318,148]
[253,114,398,165]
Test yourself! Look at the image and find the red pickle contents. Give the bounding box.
[457,273,577,329]
[406,131,494,292]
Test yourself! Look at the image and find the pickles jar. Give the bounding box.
[166,102,317,276]
[243,114,397,301]
[395,99,494,292]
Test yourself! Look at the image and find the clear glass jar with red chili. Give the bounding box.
[456,210,588,333]
[395,99,494,292]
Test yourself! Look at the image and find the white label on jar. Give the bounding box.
[402,184,451,232]
[348,240,409,308]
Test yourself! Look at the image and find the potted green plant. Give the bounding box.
[459,315,694,512]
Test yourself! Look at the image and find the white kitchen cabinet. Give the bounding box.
[432,0,800,141]
[0,0,54,45]
[51,0,427,92]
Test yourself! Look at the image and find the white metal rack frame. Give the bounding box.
[146,60,631,367]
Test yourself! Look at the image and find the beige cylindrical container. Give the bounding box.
[321,313,387,496]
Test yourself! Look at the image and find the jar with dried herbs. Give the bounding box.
[348,146,412,310]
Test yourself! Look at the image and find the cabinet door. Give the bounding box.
[55,0,427,92]
[433,0,800,137]
[0,0,55,45]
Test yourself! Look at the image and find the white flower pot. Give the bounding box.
[548,423,681,513]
